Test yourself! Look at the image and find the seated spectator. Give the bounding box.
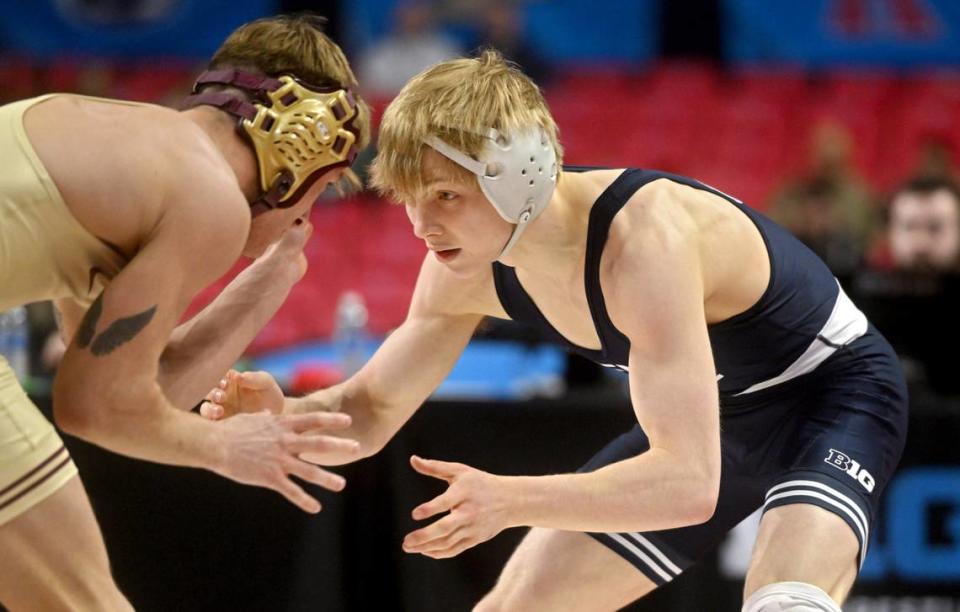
[776,177,863,279]
[770,121,876,277]
[886,176,960,274]
[853,177,960,400]
[358,0,463,97]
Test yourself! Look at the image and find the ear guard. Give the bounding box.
[183,69,361,217]
[425,127,557,260]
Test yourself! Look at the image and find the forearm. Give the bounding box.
[289,381,410,464]
[57,384,222,472]
[159,259,297,409]
[505,449,718,533]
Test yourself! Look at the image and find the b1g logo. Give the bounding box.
[824,449,875,493]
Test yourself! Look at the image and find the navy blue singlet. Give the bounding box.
[492,168,868,399]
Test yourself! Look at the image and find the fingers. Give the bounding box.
[410,455,464,482]
[282,456,346,493]
[206,371,240,409]
[281,411,352,432]
[236,370,279,391]
[417,533,473,559]
[403,514,461,552]
[412,491,457,521]
[283,432,360,457]
[198,401,224,420]
[273,475,322,514]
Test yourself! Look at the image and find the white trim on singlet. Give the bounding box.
[764,479,870,568]
[607,533,678,583]
[734,281,867,396]
[624,532,684,575]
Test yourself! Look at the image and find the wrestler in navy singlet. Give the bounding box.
[492,168,908,586]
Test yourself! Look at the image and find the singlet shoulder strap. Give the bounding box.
[492,262,571,346]
[583,168,660,353]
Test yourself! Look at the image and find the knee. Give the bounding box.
[474,569,547,612]
[742,582,841,612]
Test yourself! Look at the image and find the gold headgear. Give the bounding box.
[183,69,360,216]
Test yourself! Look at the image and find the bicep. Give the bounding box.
[613,236,719,454]
[57,208,243,397]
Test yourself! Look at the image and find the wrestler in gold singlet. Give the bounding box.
[0,15,371,610]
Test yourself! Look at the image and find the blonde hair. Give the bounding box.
[209,14,371,190]
[369,50,563,203]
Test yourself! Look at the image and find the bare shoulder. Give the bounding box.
[26,96,248,255]
[606,178,699,271]
[409,254,506,319]
[600,179,707,329]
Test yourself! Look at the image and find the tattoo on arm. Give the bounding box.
[76,294,103,349]
[76,292,158,356]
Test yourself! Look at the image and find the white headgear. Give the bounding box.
[425,127,558,260]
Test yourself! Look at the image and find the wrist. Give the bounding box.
[284,396,307,414]
[201,418,228,474]
[501,475,533,528]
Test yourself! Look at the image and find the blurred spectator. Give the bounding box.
[770,121,876,277]
[777,177,863,277]
[853,177,960,400]
[472,1,550,83]
[887,176,960,274]
[358,0,463,97]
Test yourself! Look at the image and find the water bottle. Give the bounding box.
[333,291,369,377]
[0,306,30,383]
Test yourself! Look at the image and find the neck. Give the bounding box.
[181,105,260,202]
[497,173,587,275]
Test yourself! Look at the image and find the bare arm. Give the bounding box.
[55,226,307,410]
[290,256,485,463]
[53,169,353,512]
[504,198,721,532]
[403,193,723,556]
[54,187,249,464]
[156,223,310,409]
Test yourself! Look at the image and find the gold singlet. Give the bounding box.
[0,94,137,524]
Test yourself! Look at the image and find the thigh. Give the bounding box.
[477,528,657,612]
[745,504,859,603]
[745,331,909,605]
[0,474,131,611]
[0,359,129,611]
[0,358,78,525]
[760,333,909,573]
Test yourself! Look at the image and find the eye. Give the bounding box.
[437,191,458,201]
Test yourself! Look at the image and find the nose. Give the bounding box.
[407,204,440,240]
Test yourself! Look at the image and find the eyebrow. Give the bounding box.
[422,177,460,190]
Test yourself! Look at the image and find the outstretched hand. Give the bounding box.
[213,410,359,513]
[402,456,515,559]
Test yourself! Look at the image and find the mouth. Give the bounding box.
[432,248,462,263]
